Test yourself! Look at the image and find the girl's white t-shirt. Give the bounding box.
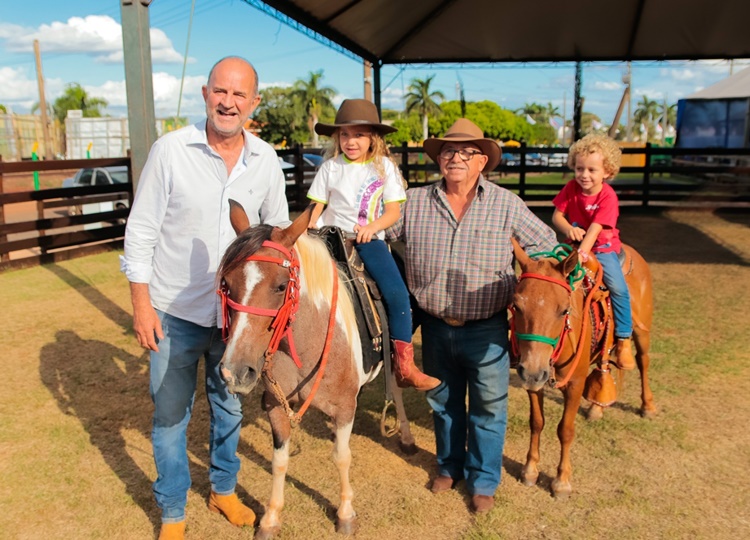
[307,155,406,239]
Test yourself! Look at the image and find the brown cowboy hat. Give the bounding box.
[314,99,397,136]
[423,118,502,172]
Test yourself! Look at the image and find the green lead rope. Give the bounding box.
[527,243,585,289]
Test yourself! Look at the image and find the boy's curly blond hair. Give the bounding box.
[567,133,622,179]
[324,129,403,183]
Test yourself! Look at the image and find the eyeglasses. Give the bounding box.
[438,148,483,161]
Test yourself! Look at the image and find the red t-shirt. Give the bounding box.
[552,180,621,253]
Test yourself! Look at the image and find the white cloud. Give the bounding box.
[0,16,185,65]
[593,81,622,91]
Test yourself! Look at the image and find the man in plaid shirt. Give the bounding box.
[388,119,556,514]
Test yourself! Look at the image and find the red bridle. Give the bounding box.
[218,240,303,367]
[217,239,339,422]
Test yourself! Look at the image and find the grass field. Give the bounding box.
[1,207,749,539]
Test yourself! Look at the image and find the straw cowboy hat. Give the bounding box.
[314,99,397,136]
[423,118,502,172]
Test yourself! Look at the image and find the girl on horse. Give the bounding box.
[551,133,636,370]
[306,99,440,391]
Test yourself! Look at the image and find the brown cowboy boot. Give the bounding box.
[208,491,256,527]
[613,338,636,371]
[158,521,185,540]
[392,340,440,391]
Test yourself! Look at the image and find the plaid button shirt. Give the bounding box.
[387,176,557,321]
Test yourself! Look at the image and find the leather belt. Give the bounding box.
[441,317,465,327]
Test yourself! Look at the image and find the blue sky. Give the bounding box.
[1,0,748,126]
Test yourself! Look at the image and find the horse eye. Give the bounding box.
[275,282,288,293]
[560,308,570,317]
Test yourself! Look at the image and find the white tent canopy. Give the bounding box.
[687,67,750,100]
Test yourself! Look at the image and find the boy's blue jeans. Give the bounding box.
[150,310,242,523]
[420,313,510,496]
[355,239,412,342]
[597,250,633,338]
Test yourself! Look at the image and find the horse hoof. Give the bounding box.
[521,472,538,487]
[255,526,280,540]
[336,516,358,535]
[587,405,604,422]
[640,406,658,419]
[551,481,572,499]
[399,441,418,456]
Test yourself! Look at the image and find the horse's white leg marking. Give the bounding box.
[390,378,415,447]
[333,420,356,523]
[223,263,263,359]
[259,439,290,531]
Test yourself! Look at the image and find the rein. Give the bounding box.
[218,240,339,423]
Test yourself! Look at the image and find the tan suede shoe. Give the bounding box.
[208,491,256,527]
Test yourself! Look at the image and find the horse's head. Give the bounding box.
[217,201,314,394]
[510,239,578,391]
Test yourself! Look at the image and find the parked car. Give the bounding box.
[279,154,321,185]
[62,165,130,217]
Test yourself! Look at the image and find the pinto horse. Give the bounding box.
[510,240,655,498]
[218,202,414,538]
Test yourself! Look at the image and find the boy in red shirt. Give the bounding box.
[551,134,636,370]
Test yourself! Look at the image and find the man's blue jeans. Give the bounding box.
[420,312,510,496]
[150,310,242,523]
[596,250,633,338]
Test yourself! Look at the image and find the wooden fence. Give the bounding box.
[0,157,132,271]
[2,145,749,270]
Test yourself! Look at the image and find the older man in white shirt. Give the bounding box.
[120,56,288,540]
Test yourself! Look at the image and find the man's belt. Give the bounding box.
[441,317,465,327]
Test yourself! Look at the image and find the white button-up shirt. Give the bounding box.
[120,120,289,327]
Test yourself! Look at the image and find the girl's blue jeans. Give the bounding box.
[150,310,242,523]
[597,250,633,338]
[355,239,412,342]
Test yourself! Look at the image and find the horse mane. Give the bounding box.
[295,233,358,344]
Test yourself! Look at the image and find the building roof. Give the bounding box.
[686,66,750,100]
[255,0,750,64]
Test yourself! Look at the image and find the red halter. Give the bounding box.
[218,240,303,367]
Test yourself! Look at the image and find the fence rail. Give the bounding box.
[2,145,749,270]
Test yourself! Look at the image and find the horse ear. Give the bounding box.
[512,237,532,269]
[229,199,250,235]
[277,204,315,247]
[561,249,579,276]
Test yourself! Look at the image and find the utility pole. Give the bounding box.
[364,61,372,102]
[121,0,157,191]
[562,91,567,145]
[33,40,52,160]
[625,62,632,142]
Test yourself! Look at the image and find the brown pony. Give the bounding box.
[510,240,655,498]
[217,202,414,539]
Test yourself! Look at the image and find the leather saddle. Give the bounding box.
[308,226,390,373]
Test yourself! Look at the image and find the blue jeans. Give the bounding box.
[597,250,633,338]
[355,239,412,342]
[420,313,510,496]
[150,310,242,523]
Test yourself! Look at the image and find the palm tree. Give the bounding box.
[48,83,108,125]
[291,70,336,147]
[404,75,445,141]
[634,95,659,137]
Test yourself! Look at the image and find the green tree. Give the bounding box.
[291,70,336,147]
[634,95,659,139]
[404,75,445,141]
[0,104,7,114]
[48,83,108,124]
[254,86,309,146]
